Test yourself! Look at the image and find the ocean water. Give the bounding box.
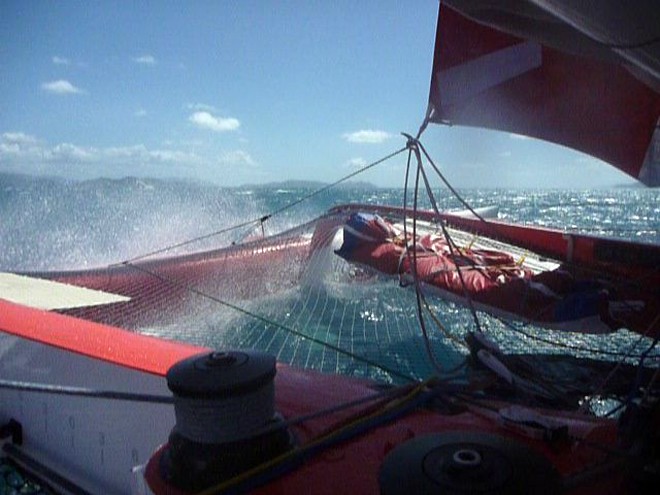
[1,172,658,383]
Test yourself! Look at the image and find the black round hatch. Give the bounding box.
[378,431,561,495]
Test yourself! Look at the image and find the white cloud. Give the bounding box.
[189,111,240,132]
[52,56,70,65]
[41,80,83,94]
[46,143,96,162]
[0,132,258,180]
[345,157,367,168]
[2,132,38,145]
[509,133,530,140]
[0,132,41,157]
[221,150,256,167]
[0,142,20,155]
[343,129,392,144]
[133,54,157,65]
[0,133,197,168]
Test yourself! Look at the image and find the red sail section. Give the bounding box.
[428,5,660,185]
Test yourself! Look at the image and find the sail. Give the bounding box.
[428,1,660,186]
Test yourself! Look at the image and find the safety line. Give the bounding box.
[0,379,174,404]
[116,147,407,265]
[124,262,416,383]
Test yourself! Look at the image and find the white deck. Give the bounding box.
[0,272,130,310]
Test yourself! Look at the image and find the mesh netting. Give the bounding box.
[32,206,658,385]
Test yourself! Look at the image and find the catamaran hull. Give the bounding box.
[0,299,632,494]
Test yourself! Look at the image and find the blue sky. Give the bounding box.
[0,1,637,188]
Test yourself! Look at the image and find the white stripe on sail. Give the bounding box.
[437,41,542,109]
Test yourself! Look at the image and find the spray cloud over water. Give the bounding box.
[0,174,265,270]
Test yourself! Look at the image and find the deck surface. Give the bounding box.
[0,272,130,310]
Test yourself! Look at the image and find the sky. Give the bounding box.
[0,0,639,188]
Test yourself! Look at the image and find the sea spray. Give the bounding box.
[1,172,658,382]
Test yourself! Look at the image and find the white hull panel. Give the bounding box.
[0,332,172,494]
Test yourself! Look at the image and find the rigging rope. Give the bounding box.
[87,125,655,401]
[417,139,488,223]
[124,262,416,383]
[402,135,483,368]
[411,136,484,332]
[407,143,447,376]
[402,138,451,376]
[0,379,174,404]
[395,131,660,407]
[495,315,659,360]
[396,134,486,378]
[116,147,407,266]
[581,314,660,414]
[197,379,436,495]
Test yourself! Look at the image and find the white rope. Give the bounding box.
[173,383,275,444]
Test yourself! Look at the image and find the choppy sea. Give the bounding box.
[1,172,658,383]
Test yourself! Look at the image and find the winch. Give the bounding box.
[153,350,291,493]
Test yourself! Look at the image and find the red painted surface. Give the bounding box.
[331,204,660,275]
[428,5,660,184]
[328,205,660,336]
[0,297,627,494]
[0,299,206,376]
[145,363,622,494]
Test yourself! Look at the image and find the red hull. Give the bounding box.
[146,364,622,495]
[0,299,626,494]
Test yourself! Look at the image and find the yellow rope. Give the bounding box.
[197,379,432,495]
[421,295,468,349]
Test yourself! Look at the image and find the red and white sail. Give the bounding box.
[428,1,660,186]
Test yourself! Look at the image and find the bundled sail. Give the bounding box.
[330,209,659,336]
